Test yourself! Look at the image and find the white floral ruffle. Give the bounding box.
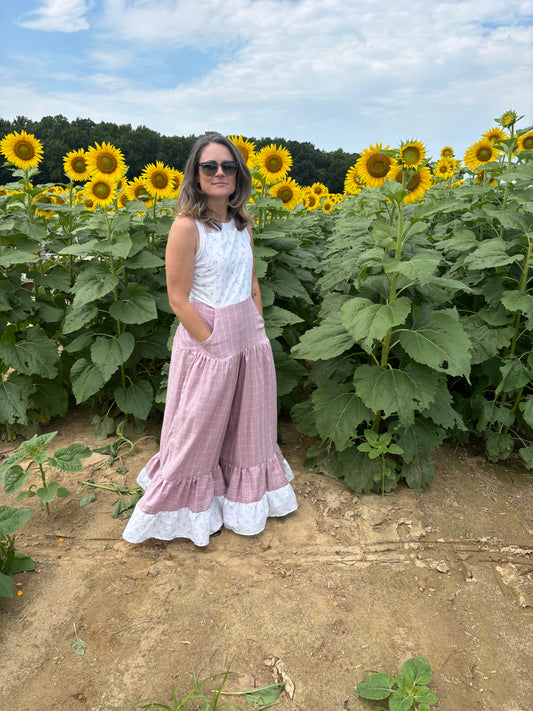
[122,459,297,547]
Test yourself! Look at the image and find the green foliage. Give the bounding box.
[0,506,34,597]
[0,431,91,514]
[355,656,438,711]
[290,118,533,492]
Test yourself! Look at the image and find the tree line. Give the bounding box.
[0,115,359,194]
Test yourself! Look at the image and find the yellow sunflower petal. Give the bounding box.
[141,161,174,199]
[433,158,456,180]
[356,143,396,188]
[482,127,508,143]
[84,176,116,208]
[321,196,336,213]
[390,166,432,204]
[310,182,328,197]
[517,130,533,151]
[86,141,126,182]
[125,178,153,206]
[167,168,184,199]
[256,143,292,184]
[63,148,91,181]
[398,140,426,168]
[0,130,43,169]
[270,177,303,210]
[343,165,362,195]
[463,139,499,170]
[228,135,256,168]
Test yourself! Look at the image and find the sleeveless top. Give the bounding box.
[188,218,254,308]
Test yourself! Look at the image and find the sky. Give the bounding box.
[1,0,532,161]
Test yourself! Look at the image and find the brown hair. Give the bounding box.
[176,132,252,231]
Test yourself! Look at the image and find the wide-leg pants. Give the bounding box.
[123,296,297,547]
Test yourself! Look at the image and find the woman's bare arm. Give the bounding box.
[165,216,212,342]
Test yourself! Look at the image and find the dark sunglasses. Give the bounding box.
[198,161,238,177]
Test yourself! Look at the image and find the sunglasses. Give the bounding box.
[198,161,239,177]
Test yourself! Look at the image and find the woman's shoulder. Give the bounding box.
[168,214,200,248]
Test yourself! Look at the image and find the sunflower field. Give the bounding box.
[0,111,532,496]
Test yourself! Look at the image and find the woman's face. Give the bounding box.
[197,143,237,201]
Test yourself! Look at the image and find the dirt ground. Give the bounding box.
[0,409,532,711]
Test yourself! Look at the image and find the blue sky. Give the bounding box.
[1,0,532,161]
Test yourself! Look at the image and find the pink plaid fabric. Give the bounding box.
[122,296,297,546]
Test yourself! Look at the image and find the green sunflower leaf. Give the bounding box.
[109,283,158,324]
[90,333,135,381]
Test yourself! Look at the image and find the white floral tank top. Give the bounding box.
[188,218,253,308]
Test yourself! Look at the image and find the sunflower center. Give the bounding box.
[72,158,87,174]
[15,141,35,160]
[279,188,293,203]
[94,182,112,200]
[476,147,492,162]
[523,136,533,150]
[401,147,421,165]
[152,172,169,189]
[134,185,149,200]
[97,153,118,174]
[266,155,282,172]
[442,148,453,157]
[367,155,390,178]
[406,173,421,192]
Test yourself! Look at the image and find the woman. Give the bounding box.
[123,133,297,546]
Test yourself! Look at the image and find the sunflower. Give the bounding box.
[125,177,153,206]
[310,182,328,197]
[321,196,336,213]
[474,171,498,187]
[344,165,362,195]
[302,190,319,210]
[34,189,56,218]
[433,158,456,180]
[228,135,256,168]
[270,178,303,211]
[255,143,292,183]
[440,146,454,159]
[356,143,396,188]
[389,165,432,205]
[86,141,126,182]
[517,130,533,151]
[482,127,508,144]
[63,148,91,181]
[463,139,499,170]
[167,168,184,199]
[496,109,519,128]
[84,176,116,208]
[398,140,426,168]
[141,161,174,199]
[0,130,44,169]
[117,190,129,208]
[76,190,97,211]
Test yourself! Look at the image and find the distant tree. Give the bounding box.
[0,117,358,190]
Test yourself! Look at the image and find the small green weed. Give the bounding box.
[139,667,242,710]
[0,431,91,514]
[81,478,143,519]
[0,505,34,597]
[138,665,285,711]
[355,656,438,710]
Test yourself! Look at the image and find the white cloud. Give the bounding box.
[20,0,91,32]
[3,0,533,159]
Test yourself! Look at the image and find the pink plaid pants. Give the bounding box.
[123,296,297,546]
